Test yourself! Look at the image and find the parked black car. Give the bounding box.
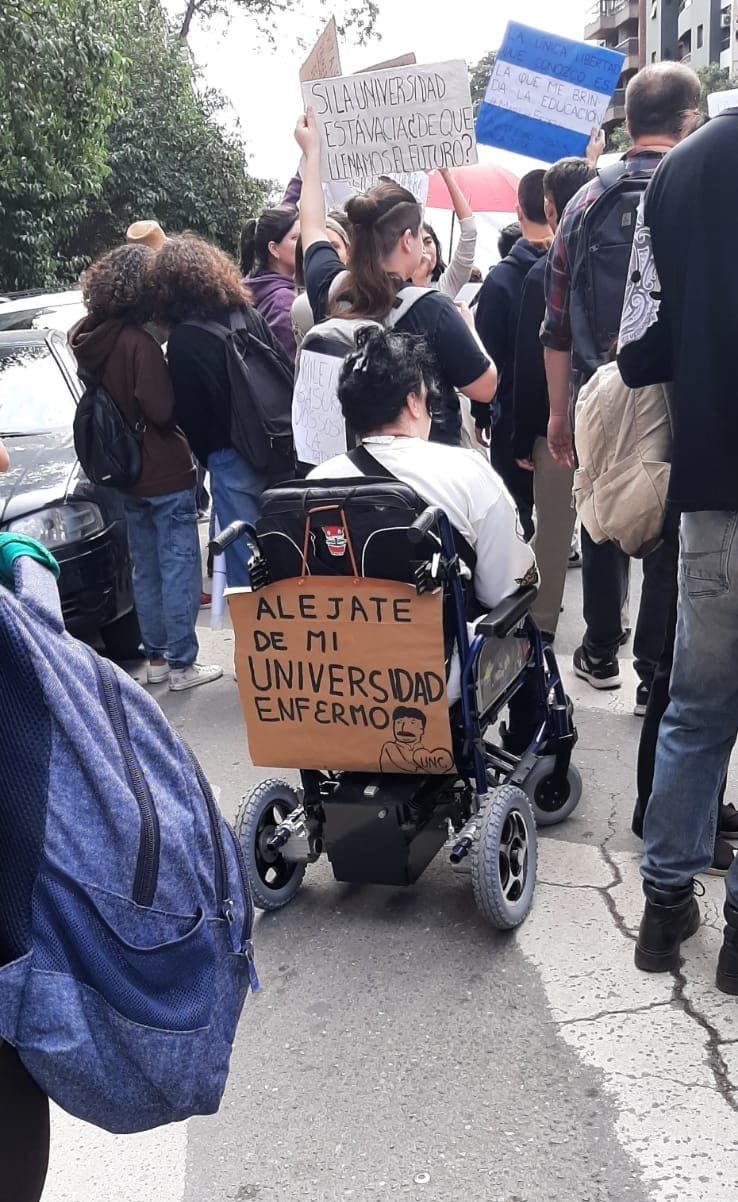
[0,328,140,658]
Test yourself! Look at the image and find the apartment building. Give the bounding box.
[644,0,738,71]
[584,0,645,130]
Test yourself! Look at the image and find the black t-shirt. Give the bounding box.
[304,242,490,444]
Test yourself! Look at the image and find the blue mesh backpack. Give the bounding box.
[0,549,258,1134]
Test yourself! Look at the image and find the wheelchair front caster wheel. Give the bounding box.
[522,758,582,827]
[236,779,306,910]
[472,785,537,929]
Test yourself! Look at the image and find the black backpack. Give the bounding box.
[184,309,295,474]
[73,372,144,489]
[569,162,654,382]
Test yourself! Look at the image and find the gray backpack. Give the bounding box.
[292,278,430,467]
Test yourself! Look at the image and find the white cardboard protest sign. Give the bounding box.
[300,17,342,84]
[707,88,738,117]
[323,170,429,212]
[292,352,346,465]
[302,60,477,182]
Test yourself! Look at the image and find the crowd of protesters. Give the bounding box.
[4,45,738,1202]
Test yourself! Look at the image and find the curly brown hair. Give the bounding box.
[80,244,154,325]
[150,234,252,326]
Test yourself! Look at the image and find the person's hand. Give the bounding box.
[475,425,490,448]
[547,414,574,468]
[454,300,475,330]
[515,458,534,471]
[295,108,321,158]
[585,128,606,166]
[0,438,8,473]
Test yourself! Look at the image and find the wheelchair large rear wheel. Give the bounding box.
[236,779,306,910]
[472,785,537,929]
[522,757,582,827]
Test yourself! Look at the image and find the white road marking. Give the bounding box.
[521,839,738,1202]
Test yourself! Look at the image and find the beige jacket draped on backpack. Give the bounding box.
[573,361,672,558]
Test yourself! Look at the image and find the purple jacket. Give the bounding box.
[247,273,296,361]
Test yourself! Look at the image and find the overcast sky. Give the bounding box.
[175,0,590,186]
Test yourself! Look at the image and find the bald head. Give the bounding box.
[625,62,701,144]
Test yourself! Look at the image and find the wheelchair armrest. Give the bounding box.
[475,586,539,639]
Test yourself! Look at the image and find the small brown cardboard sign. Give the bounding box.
[299,17,342,83]
[229,577,454,775]
[356,52,417,73]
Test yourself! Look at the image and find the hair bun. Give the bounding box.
[346,193,379,228]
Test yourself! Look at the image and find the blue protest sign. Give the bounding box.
[476,23,624,163]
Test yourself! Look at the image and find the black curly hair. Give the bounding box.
[337,327,439,436]
[80,244,154,325]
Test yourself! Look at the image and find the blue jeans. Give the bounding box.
[123,489,201,669]
[208,448,272,587]
[642,511,738,904]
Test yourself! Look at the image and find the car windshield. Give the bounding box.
[0,343,76,435]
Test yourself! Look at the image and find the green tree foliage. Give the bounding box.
[64,8,272,269]
[176,0,378,46]
[468,51,496,114]
[607,123,632,152]
[697,63,738,109]
[1,0,271,290]
[0,0,128,289]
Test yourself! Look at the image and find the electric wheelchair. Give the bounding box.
[214,476,580,930]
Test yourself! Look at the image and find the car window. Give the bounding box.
[0,343,76,435]
[0,302,86,333]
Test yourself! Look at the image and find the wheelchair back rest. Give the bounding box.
[255,478,448,584]
[228,568,456,777]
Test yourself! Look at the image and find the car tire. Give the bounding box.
[101,608,142,662]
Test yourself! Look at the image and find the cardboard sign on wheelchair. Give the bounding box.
[229,577,455,774]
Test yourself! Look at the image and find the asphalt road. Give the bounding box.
[44,564,738,1202]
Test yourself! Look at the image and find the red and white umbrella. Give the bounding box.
[426,163,520,213]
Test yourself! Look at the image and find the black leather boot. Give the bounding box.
[716,902,738,995]
[634,881,701,972]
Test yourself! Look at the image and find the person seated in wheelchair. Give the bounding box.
[308,327,542,749]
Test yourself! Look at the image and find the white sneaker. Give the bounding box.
[147,662,170,684]
[169,662,223,692]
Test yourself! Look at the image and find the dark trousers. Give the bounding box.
[581,527,676,684]
[489,416,535,542]
[0,1040,49,1202]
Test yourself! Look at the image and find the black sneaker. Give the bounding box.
[705,838,737,876]
[573,645,621,690]
[719,803,738,840]
[634,681,650,717]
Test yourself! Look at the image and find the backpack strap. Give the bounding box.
[327,270,352,309]
[385,286,432,329]
[596,159,658,190]
[346,444,477,569]
[347,444,396,479]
